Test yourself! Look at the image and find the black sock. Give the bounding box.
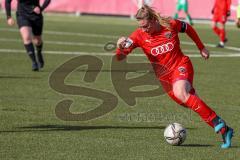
[36,43,44,64]
[24,43,37,63]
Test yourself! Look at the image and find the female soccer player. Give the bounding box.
[116,5,233,149]
[211,0,231,48]
[173,0,193,25]
[5,0,51,71]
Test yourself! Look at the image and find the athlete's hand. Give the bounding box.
[7,17,15,26]
[33,7,41,14]
[200,47,210,60]
[237,20,240,28]
[117,37,127,50]
[211,9,214,14]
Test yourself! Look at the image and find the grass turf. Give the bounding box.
[0,14,240,159]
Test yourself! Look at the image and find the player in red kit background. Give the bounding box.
[212,0,231,48]
[116,5,233,148]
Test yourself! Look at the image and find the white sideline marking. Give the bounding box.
[0,28,239,53]
[0,28,117,39]
[181,41,240,52]
[0,38,239,55]
[0,49,240,57]
[0,38,104,47]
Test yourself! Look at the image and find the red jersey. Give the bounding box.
[212,0,231,16]
[116,19,204,77]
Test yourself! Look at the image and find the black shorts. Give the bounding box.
[16,13,43,36]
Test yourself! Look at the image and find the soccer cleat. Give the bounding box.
[32,62,39,71]
[216,43,224,48]
[221,127,233,149]
[216,40,226,48]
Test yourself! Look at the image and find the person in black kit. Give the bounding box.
[5,0,51,71]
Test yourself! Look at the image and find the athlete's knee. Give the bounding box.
[19,27,32,43]
[22,39,32,44]
[168,91,184,105]
[173,88,190,103]
[35,40,42,46]
[33,36,42,46]
[173,80,191,103]
[20,32,32,44]
[21,35,31,44]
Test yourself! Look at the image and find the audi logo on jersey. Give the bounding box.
[150,42,174,56]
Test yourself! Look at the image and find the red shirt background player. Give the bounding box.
[212,0,231,48]
[116,5,233,149]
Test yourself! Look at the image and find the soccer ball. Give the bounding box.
[164,123,187,145]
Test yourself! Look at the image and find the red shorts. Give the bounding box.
[172,58,194,84]
[213,14,227,24]
[157,56,194,93]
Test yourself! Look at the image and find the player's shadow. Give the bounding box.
[0,125,196,133]
[14,125,166,133]
[181,144,213,147]
[0,75,40,79]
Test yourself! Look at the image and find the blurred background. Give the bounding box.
[1,0,239,20]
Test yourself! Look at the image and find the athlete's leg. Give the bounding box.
[166,60,233,148]
[174,12,179,19]
[32,16,44,68]
[183,3,193,25]
[17,14,39,71]
[19,26,38,71]
[184,12,193,25]
[172,80,217,127]
[33,36,44,68]
[218,23,226,43]
[215,22,227,48]
[212,21,220,37]
[171,79,233,148]
[212,21,226,48]
[174,3,181,19]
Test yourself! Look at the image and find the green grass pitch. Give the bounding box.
[0,14,240,159]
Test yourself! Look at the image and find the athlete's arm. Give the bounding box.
[176,20,204,50]
[5,0,15,26]
[40,0,51,12]
[200,48,210,59]
[211,0,217,14]
[175,20,209,59]
[226,0,231,16]
[5,0,12,19]
[116,31,139,61]
[116,37,135,60]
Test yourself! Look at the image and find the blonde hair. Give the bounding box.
[135,5,172,30]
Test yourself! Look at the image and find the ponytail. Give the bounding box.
[135,5,172,30]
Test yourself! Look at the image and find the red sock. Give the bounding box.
[219,29,226,42]
[213,26,220,36]
[220,127,227,135]
[184,94,217,128]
